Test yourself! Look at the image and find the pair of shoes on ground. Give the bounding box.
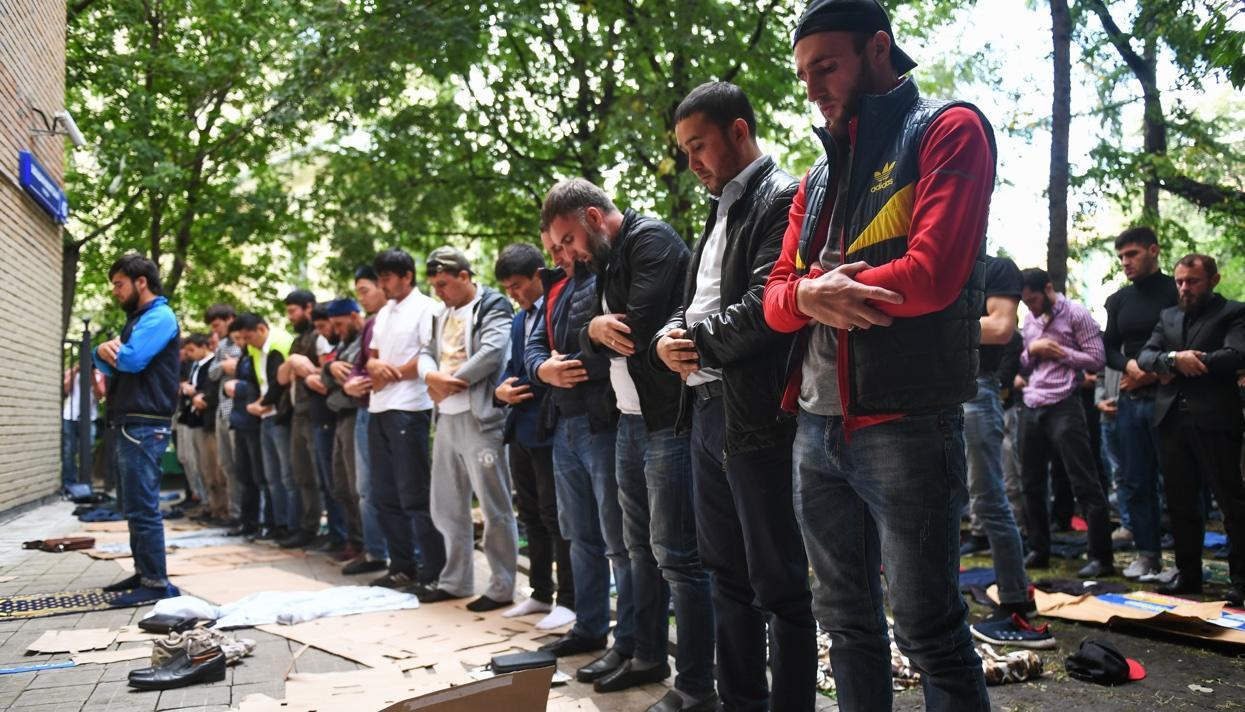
[1022,551,1115,579]
[102,574,180,607]
[569,649,717,709]
[128,646,225,690]
[152,627,255,666]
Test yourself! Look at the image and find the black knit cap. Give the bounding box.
[792,0,918,76]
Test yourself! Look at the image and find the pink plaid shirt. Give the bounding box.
[1020,295,1105,408]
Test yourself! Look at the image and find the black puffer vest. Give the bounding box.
[796,79,995,415]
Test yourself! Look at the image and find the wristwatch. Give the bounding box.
[1164,351,1177,368]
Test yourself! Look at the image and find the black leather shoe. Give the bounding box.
[278,530,316,549]
[539,632,607,658]
[418,588,466,603]
[575,648,629,682]
[227,525,257,538]
[1157,573,1202,596]
[102,574,142,592]
[1077,559,1115,579]
[128,646,226,690]
[250,527,274,542]
[593,659,671,693]
[646,689,721,712]
[342,556,388,575]
[1023,551,1050,569]
[1226,585,1244,608]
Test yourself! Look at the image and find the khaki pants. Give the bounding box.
[192,427,227,518]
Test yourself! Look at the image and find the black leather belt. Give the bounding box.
[690,380,723,401]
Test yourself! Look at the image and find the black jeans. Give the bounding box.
[511,440,573,609]
[1020,395,1112,562]
[233,428,268,528]
[368,409,444,582]
[691,395,817,711]
[1159,418,1245,586]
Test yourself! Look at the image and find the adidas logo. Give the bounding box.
[870,161,896,193]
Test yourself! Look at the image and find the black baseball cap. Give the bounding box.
[1064,639,1146,685]
[792,0,918,76]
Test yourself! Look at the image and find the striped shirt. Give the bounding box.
[208,337,244,421]
[1019,295,1105,408]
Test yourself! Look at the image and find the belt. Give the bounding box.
[690,380,723,401]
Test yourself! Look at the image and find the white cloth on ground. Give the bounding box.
[147,585,420,629]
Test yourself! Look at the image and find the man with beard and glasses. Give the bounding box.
[652,81,815,712]
[1139,254,1245,606]
[543,178,716,710]
[1018,268,1111,578]
[276,290,326,549]
[762,1,996,708]
[1102,226,1178,580]
[94,253,182,606]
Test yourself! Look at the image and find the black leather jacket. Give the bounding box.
[581,210,690,433]
[649,156,799,455]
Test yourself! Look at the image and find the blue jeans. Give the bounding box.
[62,419,95,487]
[551,415,634,654]
[1100,414,1127,530]
[261,418,296,530]
[794,409,988,712]
[314,421,346,542]
[615,415,714,693]
[963,378,1030,606]
[116,421,172,586]
[354,409,387,560]
[1116,395,1163,553]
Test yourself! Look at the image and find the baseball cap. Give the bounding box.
[792,0,918,76]
[425,246,473,276]
[1064,639,1146,685]
[325,298,360,317]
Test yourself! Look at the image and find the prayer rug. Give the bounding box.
[0,589,133,619]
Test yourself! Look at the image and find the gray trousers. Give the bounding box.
[175,422,204,500]
[429,412,518,600]
[216,409,240,520]
[333,411,362,547]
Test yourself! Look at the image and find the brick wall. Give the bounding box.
[0,1,67,511]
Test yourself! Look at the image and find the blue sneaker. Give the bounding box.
[111,584,180,608]
[970,613,1056,650]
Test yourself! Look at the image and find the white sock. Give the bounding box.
[535,605,576,630]
[502,597,552,618]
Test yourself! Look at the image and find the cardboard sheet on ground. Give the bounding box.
[72,645,152,665]
[236,663,482,711]
[172,566,330,604]
[27,628,117,653]
[989,585,1245,647]
[380,666,555,712]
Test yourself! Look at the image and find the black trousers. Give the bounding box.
[690,394,816,712]
[511,440,574,609]
[1158,417,1245,586]
[233,428,268,528]
[1020,395,1112,562]
[368,409,444,582]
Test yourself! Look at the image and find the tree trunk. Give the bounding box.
[1048,0,1072,293]
[1141,36,1162,219]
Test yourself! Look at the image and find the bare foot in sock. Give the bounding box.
[535,605,576,630]
[503,597,553,619]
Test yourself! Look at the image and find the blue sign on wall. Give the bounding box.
[18,150,69,224]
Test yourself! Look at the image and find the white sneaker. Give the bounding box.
[535,605,576,630]
[1123,553,1161,580]
[502,597,552,619]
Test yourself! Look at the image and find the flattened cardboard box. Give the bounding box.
[380,666,554,712]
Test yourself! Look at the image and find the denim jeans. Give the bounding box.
[260,418,295,529]
[1100,413,1128,531]
[1116,395,1163,553]
[368,409,443,581]
[794,409,989,712]
[354,409,388,561]
[963,378,1030,606]
[62,419,97,487]
[615,415,714,694]
[116,421,173,587]
[313,420,346,543]
[551,414,634,654]
[691,396,815,712]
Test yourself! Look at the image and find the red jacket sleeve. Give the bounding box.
[763,172,825,334]
[854,107,994,317]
